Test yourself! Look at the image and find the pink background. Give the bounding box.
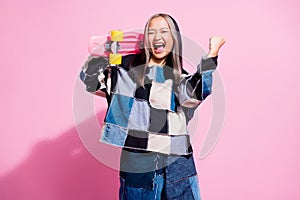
[1,0,300,199]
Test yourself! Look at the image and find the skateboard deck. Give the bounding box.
[88,31,144,65]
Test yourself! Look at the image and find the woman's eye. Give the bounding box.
[148,31,155,35]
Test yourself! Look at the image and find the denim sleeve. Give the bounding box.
[80,55,109,92]
[177,56,218,108]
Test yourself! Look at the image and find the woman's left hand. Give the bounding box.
[207,36,226,57]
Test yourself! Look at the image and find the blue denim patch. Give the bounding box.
[119,153,200,199]
[155,66,165,83]
[105,94,134,127]
[189,175,201,200]
[79,70,85,81]
[165,176,198,200]
[101,123,127,146]
[165,154,197,183]
[170,91,176,111]
[127,99,150,131]
[202,71,213,99]
[119,175,165,200]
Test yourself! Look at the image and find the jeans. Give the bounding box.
[119,149,201,200]
[119,173,201,200]
[119,174,164,200]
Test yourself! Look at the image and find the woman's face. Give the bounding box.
[148,16,174,62]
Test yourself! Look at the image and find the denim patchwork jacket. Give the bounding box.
[80,54,218,156]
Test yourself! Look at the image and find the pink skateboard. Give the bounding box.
[88,31,144,64]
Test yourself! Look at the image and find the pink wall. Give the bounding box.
[1,0,300,199]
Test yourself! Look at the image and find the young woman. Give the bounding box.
[80,13,225,200]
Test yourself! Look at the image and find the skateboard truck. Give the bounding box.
[108,30,123,65]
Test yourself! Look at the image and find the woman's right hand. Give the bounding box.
[207,36,226,58]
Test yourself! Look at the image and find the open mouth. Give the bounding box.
[153,42,165,52]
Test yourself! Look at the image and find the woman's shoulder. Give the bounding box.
[119,54,136,71]
[120,52,145,71]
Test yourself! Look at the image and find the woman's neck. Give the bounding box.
[149,57,166,67]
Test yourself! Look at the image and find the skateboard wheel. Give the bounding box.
[111,30,123,41]
[109,54,122,64]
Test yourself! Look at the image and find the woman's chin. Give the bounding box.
[152,53,167,60]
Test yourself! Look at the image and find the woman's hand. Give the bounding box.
[207,36,226,58]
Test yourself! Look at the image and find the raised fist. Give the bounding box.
[208,36,226,57]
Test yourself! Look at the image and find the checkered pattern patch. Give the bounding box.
[80,55,219,155]
[100,122,192,155]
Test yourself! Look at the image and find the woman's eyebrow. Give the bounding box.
[148,27,169,31]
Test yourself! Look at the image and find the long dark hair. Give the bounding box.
[130,13,183,86]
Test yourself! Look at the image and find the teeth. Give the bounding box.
[153,43,165,49]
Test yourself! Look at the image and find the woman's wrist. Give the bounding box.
[207,51,218,58]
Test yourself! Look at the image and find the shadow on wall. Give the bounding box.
[0,111,119,200]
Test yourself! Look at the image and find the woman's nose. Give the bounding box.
[154,32,162,40]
